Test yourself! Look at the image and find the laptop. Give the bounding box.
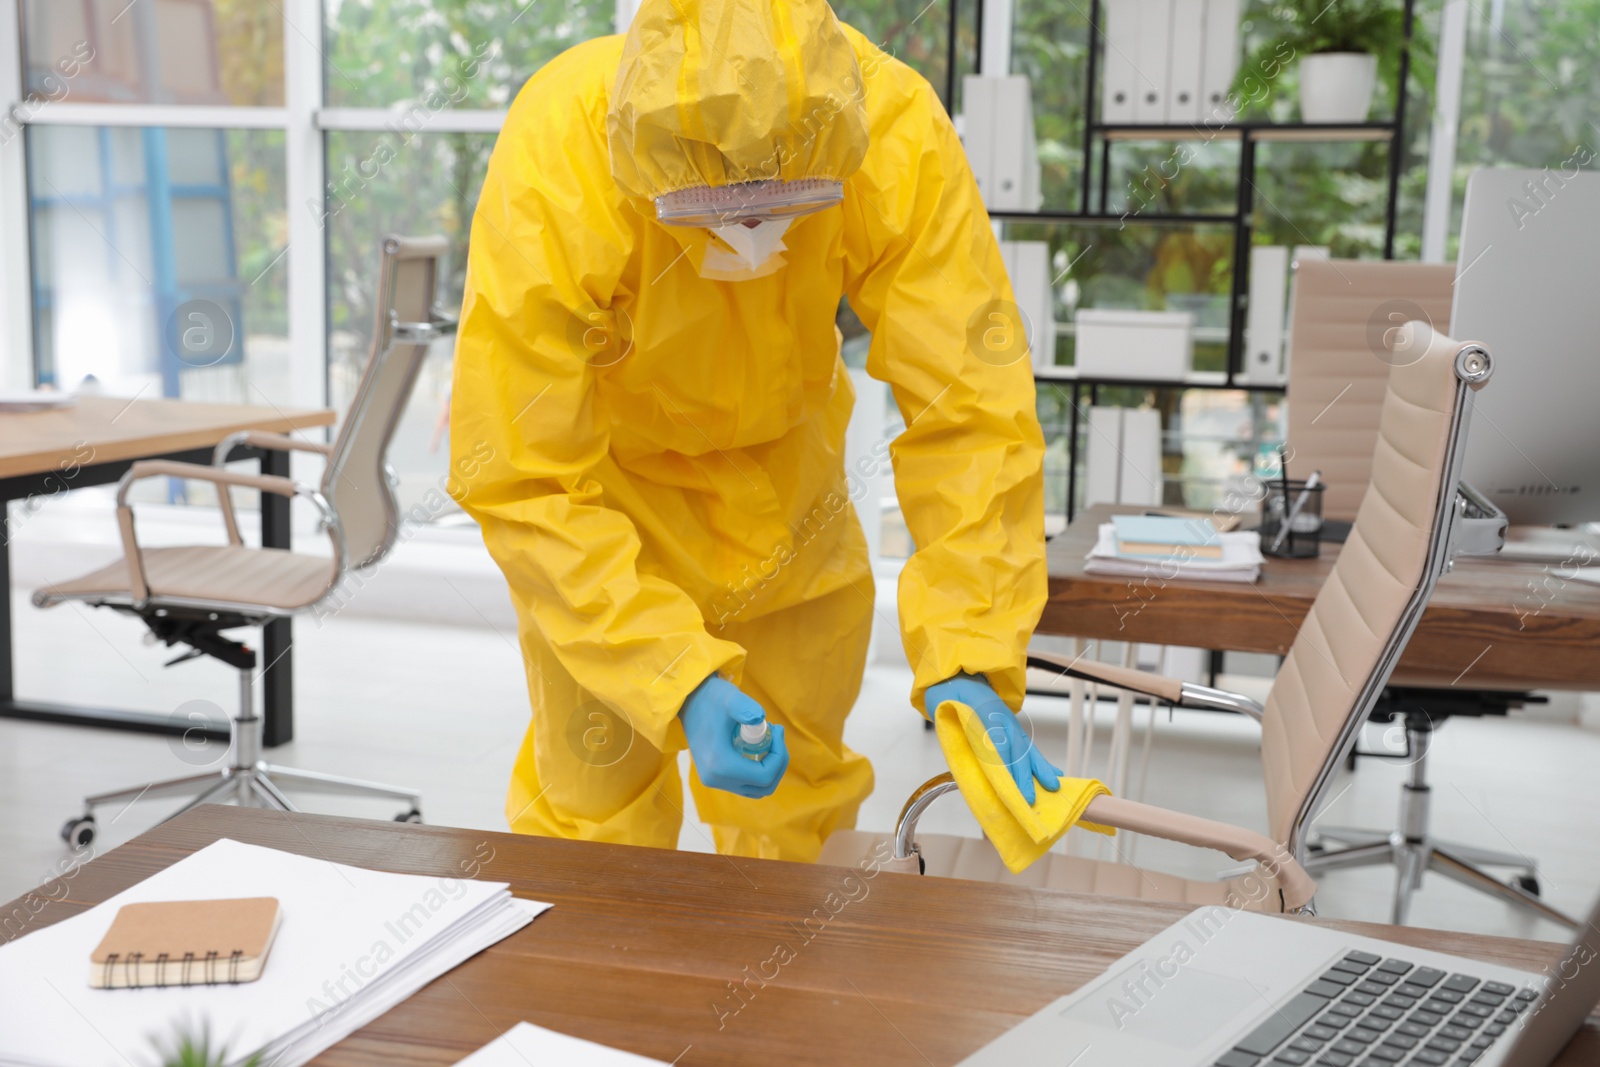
[958,895,1600,1066]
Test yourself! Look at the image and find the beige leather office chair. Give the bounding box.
[819,326,1494,918]
[1285,258,1455,521]
[37,236,455,848]
[1283,260,1572,927]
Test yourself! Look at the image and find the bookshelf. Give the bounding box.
[950,0,1421,516]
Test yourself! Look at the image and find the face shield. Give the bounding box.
[652,178,842,281]
[653,178,844,228]
[657,178,843,281]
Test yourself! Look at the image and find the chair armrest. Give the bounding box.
[1176,682,1265,723]
[117,459,302,505]
[1026,651,1264,723]
[212,430,332,465]
[1028,650,1183,702]
[1082,794,1317,911]
[892,773,1315,911]
[114,460,338,605]
[212,431,333,546]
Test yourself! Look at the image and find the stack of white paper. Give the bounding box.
[456,1021,669,1065]
[0,838,549,1067]
[1084,521,1264,583]
[0,390,75,412]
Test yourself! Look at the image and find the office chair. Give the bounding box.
[1280,260,1572,926]
[36,236,455,848]
[1285,257,1455,521]
[819,326,1507,919]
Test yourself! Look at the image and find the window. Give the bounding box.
[22,0,285,106]
[27,125,288,405]
[322,0,612,109]
[5,0,1596,529]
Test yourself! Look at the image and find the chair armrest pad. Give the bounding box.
[122,460,301,499]
[1027,652,1265,721]
[218,430,332,459]
[1027,651,1184,703]
[1083,795,1317,910]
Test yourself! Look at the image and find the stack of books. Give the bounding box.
[1085,514,1264,584]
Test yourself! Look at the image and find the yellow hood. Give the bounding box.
[607,0,870,201]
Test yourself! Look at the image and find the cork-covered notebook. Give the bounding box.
[89,896,281,989]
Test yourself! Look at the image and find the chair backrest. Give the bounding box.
[1262,325,1492,854]
[322,235,452,569]
[1285,259,1456,520]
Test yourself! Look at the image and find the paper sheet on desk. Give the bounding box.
[456,1021,671,1065]
[1083,522,1263,583]
[0,838,550,1067]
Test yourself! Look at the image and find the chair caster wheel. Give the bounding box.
[1512,874,1540,897]
[61,816,96,849]
[394,809,422,824]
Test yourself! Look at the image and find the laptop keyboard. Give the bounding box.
[1211,951,1539,1067]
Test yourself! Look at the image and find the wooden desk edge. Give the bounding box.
[0,400,337,482]
[7,807,1581,967]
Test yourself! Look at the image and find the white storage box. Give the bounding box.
[1073,308,1194,379]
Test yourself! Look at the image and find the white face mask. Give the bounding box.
[698,218,792,281]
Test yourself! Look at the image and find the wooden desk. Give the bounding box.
[4,806,1593,1065]
[0,397,335,746]
[1044,504,1600,691]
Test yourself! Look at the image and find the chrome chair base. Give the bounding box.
[1305,717,1577,929]
[1306,827,1576,929]
[60,672,420,850]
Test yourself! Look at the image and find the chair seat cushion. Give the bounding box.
[819,829,1276,910]
[39,545,335,613]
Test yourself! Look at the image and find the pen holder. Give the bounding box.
[1261,480,1325,559]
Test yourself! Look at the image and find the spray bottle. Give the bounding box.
[732,718,772,760]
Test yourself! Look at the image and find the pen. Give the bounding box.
[1271,470,1323,553]
[1275,449,1290,547]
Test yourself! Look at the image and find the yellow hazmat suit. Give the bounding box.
[450,0,1047,862]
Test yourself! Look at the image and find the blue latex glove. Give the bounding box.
[680,675,790,799]
[925,673,1063,805]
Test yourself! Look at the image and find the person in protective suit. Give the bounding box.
[450,0,1062,862]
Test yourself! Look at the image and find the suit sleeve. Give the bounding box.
[841,78,1048,716]
[450,89,745,753]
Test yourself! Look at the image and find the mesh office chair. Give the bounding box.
[36,236,456,848]
[820,327,1501,919]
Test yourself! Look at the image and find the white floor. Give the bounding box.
[4,588,1597,947]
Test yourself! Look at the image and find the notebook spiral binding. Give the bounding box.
[102,948,246,988]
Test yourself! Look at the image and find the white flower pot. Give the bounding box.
[1299,52,1378,123]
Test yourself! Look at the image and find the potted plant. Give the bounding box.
[1235,0,1432,123]
[151,1022,262,1067]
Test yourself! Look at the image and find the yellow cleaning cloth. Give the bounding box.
[934,700,1115,874]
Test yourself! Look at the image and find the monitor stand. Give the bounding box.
[1488,524,1600,566]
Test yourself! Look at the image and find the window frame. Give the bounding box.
[0,0,651,406]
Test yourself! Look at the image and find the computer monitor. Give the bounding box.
[1452,166,1600,526]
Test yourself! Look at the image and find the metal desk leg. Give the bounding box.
[0,511,12,706]
[260,448,294,747]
